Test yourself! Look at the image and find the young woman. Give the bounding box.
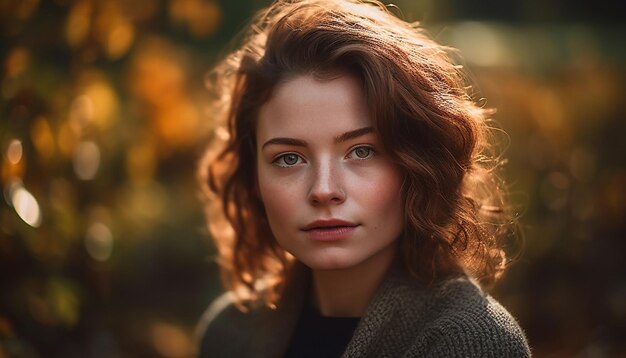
[196,0,530,356]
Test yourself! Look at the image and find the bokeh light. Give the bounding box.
[169,0,222,37]
[85,222,113,262]
[30,116,56,160]
[69,95,95,133]
[10,185,42,228]
[150,321,193,358]
[4,47,29,79]
[73,140,101,180]
[1,0,624,357]
[447,22,510,67]
[66,1,91,48]
[6,139,23,165]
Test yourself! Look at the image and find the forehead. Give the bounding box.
[256,74,371,141]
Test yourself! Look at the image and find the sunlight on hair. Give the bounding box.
[215,126,229,141]
[11,184,41,228]
[207,202,235,243]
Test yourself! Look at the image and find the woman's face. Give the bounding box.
[256,74,404,271]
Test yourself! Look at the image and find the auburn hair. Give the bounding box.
[198,0,516,306]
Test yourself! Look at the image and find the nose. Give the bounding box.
[307,160,346,206]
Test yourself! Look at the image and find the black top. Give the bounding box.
[197,264,530,357]
[284,301,360,358]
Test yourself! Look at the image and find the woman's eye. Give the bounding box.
[273,153,304,167]
[348,146,375,160]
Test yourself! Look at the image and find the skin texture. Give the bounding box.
[256,74,404,316]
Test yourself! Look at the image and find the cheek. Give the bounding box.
[370,169,405,241]
[257,169,300,225]
[356,165,404,213]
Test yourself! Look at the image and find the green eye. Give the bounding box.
[273,153,303,167]
[354,147,371,158]
[350,146,374,159]
[283,154,299,165]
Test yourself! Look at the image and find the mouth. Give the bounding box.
[301,219,359,231]
[301,219,359,242]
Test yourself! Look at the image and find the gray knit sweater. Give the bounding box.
[197,267,530,357]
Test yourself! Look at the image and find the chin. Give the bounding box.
[299,253,361,271]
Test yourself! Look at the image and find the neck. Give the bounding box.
[311,242,397,317]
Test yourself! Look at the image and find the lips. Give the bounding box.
[301,219,359,242]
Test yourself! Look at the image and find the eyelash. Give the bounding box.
[271,145,376,167]
[272,153,305,167]
[347,145,376,160]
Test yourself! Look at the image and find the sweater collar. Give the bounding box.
[264,262,429,357]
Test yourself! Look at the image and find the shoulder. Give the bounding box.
[397,277,531,357]
[195,288,305,358]
[196,292,276,357]
[195,292,248,357]
[196,265,310,357]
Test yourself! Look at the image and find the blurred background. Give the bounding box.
[1,0,624,357]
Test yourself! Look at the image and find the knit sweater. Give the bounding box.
[197,266,530,357]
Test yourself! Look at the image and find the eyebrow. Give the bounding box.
[334,126,375,143]
[261,126,375,150]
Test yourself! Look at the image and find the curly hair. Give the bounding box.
[198,0,516,306]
